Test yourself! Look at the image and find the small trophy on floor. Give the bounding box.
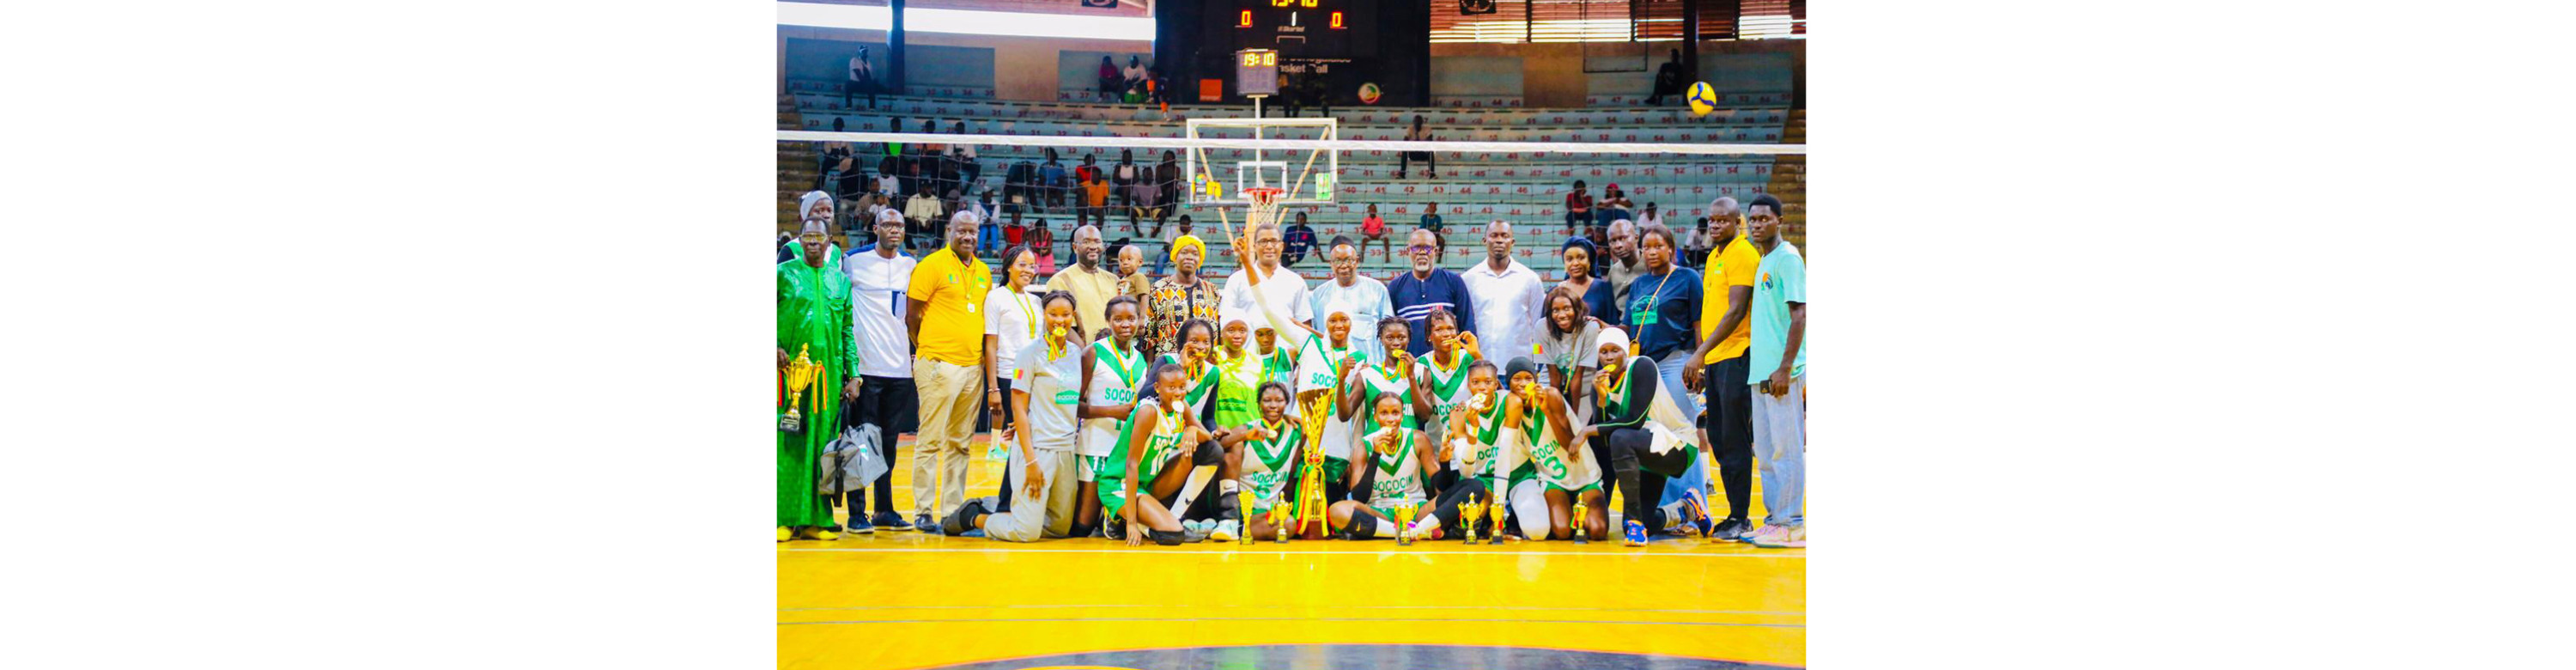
[1571,500,1589,545]
[1458,492,1485,545]
[1488,494,1510,545]
[1236,487,1258,545]
[1267,504,1291,543]
[1394,502,1417,546]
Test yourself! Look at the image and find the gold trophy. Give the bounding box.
[1488,488,1510,545]
[1571,500,1589,545]
[1394,501,1417,546]
[1458,492,1485,545]
[779,344,823,432]
[1267,503,1291,543]
[1236,486,1258,545]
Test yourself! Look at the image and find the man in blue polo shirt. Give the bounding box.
[1740,193,1805,549]
[1386,228,1476,356]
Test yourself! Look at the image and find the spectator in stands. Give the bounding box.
[1039,149,1070,213]
[1123,55,1147,94]
[1112,149,1141,229]
[1599,218,1643,324]
[1127,153,1163,232]
[951,121,981,195]
[1308,235,1393,362]
[1005,155,1036,218]
[1684,216,1715,268]
[1388,228,1477,356]
[1079,172,1110,230]
[1598,184,1635,228]
[1358,204,1391,263]
[951,190,994,255]
[878,153,902,199]
[1116,243,1152,306]
[1145,234,1222,361]
[1397,116,1437,180]
[1028,219,1057,275]
[847,46,878,110]
[1282,211,1317,268]
[906,189,945,247]
[1154,150,1182,235]
[1097,56,1121,102]
[1459,220,1546,371]
[1564,180,1595,237]
[1419,202,1444,241]
[843,208,917,533]
[1637,201,1665,229]
[1648,49,1686,106]
[917,119,946,196]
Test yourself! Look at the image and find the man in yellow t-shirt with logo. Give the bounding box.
[905,210,992,531]
[1682,197,1762,541]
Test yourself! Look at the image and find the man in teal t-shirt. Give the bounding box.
[1741,194,1805,549]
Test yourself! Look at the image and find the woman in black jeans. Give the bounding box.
[1577,328,1705,547]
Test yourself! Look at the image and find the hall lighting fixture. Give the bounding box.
[777,2,1156,41]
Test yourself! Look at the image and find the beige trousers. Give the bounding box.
[911,358,981,518]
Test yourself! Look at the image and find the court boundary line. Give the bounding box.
[779,615,1805,629]
[780,603,1806,617]
[856,641,1804,670]
[781,546,1804,558]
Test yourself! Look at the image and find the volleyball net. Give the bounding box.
[779,126,1805,277]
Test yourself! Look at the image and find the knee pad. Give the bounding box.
[1192,439,1224,466]
[1607,429,1653,462]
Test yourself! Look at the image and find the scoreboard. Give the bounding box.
[1227,0,1372,59]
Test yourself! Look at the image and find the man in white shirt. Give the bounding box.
[841,209,920,532]
[1458,220,1546,368]
[846,46,876,109]
[1219,222,1311,339]
[1304,235,1393,362]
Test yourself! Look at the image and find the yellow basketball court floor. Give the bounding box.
[781,436,1805,669]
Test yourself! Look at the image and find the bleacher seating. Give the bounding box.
[782,89,1795,281]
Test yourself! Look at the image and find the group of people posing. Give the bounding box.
[777,188,1806,549]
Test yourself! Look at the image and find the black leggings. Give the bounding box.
[1424,477,1494,536]
[1589,427,1696,532]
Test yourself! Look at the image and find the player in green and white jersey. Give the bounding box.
[1099,362,1224,546]
[1325,393,1443,540]
[1072,295,1147,538]
[1339,318,1434,440]
[1506,356,1607,541]
[1577,328,1709,546]
[1234,381,1303,541]
[1414,308,1482,491]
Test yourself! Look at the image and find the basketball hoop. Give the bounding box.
[1242,186,1286,230]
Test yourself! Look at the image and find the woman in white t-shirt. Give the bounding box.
[983,245,1042,467]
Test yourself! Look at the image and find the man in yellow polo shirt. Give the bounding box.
[1683,196,1761,540]
[906,210,991,531]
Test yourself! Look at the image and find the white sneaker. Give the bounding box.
[1747,524,1805,548]
[1210,520,1240,542]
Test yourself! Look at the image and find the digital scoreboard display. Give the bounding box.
[1236,49,1279,96]
[1230,0,1366,59]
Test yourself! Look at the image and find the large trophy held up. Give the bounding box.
[780,344,825,432]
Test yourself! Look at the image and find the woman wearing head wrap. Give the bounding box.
[1558,236,1623,330]
[1573,327,1706,546]
[1143,234,1220,361]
